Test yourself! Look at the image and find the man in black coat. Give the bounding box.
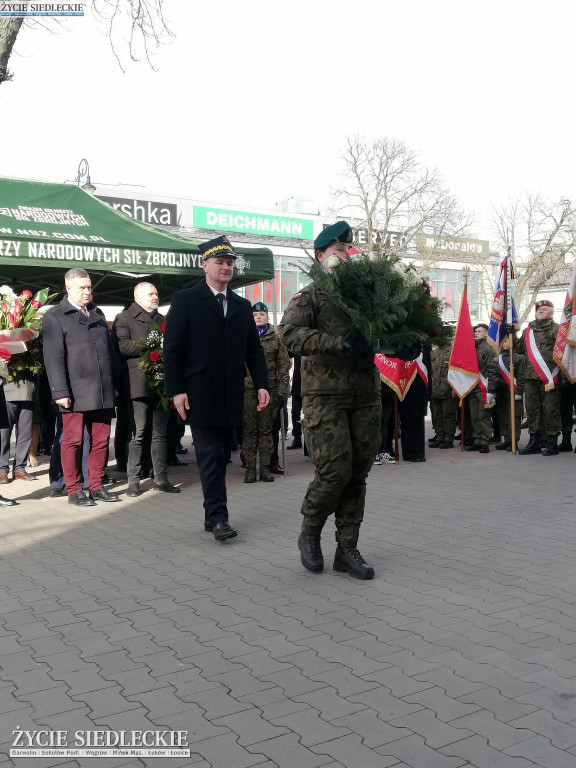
[163,235,270,541]
[42,268,119,507]
[113,282,179,497]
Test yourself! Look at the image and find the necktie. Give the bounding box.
[81,307,88,318]
[216,293,225,316]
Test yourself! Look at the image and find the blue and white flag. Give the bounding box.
[487,254,519,354]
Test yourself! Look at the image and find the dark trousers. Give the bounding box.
[0,401,34,472]
[166,407,185,459]
[191,425,231,527]
[61,410,112,495]
[49,412,89,490]
[128,399,169,484]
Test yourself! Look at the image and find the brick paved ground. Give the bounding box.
[1,424,576,767]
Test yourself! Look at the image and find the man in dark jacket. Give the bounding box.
[42,268,119,507]
[163,235,269,541]
[113,282,179,497]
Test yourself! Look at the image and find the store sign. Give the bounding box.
[322,224,407,249]
[97,196,178,227]
[416,233,489,257]
[193,206,314,240]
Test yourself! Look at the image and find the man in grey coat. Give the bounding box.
[42,268,119,507]
[113,282,179,497]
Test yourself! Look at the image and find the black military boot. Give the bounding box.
[333,534,374,580]
[496,441,511,451]
[558,433,572,452]
[541,435,559,456]
[518,432,541,455]
[298,532,323,572]
[259,466,275,482]
[244,467,257,483]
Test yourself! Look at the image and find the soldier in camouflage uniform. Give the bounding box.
[243,302,290,483]
[517,299,561,455]
[280,221,381,580]
[429,343,458,448]
[463,324,499,453]
[495,334,526,452]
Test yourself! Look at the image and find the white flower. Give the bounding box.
[0,285,15,297]
[326,254,342,270]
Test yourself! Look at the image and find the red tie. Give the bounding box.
[82,307,88,318]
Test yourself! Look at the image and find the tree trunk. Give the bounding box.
[0,18,24,86]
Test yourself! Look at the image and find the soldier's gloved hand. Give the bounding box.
[504,324,515,335]
[393,342,422,361]
[277,395,286,408]
[341,335,373,358]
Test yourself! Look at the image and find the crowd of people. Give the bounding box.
[0,228,574,582]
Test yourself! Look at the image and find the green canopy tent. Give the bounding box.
[0,178,274,304]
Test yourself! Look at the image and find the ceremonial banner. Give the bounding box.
[375,354,418,401]
[553,260,576,383]
[487,253,519,353]
[448,284,479,401]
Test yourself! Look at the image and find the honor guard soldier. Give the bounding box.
[280,221,381,579]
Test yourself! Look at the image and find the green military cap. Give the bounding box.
[314,221,354,251]
[252,302,268,312]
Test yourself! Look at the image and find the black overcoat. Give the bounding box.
[112,303,164,400]
[42,297,116,413]
[163,281,269,427]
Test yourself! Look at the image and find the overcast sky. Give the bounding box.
[1,0,575,236]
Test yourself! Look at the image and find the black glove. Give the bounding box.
[341,335,373,358]
[393,342,422,361]
[503,324,515,335]
[277,395,286,408]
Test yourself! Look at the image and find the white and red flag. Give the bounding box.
[553,260,576,383]
[447,284,479,401]
[374,354,418,401]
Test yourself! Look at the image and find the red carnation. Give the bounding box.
[19,290,33,300]
[31,300,41,309]
[160,322,166,332]
[149,350,160,363]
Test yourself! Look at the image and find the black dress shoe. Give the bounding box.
[68,490,95,507]
[50,487,66,497]
[167,457,188,466]
[0,494,16,506]
[213,522,237,541]
[102,474,117,485]
[90,486,120,502]
[153,480,181,493]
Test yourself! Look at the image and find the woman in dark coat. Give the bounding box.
[399,346,432,462]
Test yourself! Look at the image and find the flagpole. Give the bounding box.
[394,393,399,464]
[506,246,517,455]
[461,266,469,451]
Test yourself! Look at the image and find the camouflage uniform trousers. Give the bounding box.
[300,390,381,542]
[524,380,561,435]
[242,387,278,467]
[430,397,458,442]
[497,393,523,442]
[467,387,493,445]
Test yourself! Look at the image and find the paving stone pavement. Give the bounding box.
[1,426,576,767]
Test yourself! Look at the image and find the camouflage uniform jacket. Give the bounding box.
[496,350,526,396]
[517,318,560,381]
[245,325,290,397]
[476,337,499,392]
[279,282,379,396]
[430,346,453,399]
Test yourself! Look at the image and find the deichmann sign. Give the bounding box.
[416,233,489,257]
[193,206,314,240]
[97,196,178,227]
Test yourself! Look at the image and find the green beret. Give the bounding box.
[252,302,268,313]
[314,221,353,252]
